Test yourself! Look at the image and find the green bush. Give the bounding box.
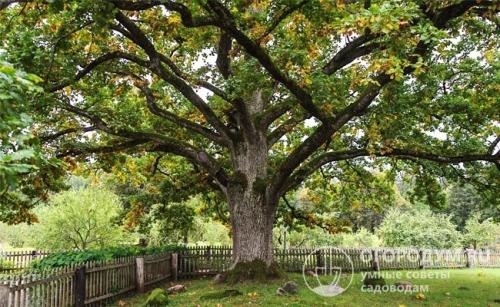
[141,288,169,307]
[31,186,131,251]
[0,258,15,270]
[335,227,382,248]
[462,214,500,249]
[378,208,462,248]
[31,245,186,269]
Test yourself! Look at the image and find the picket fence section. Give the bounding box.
[1,247,499,306]
[177,246,232,278]
[0,251,51,270]
[83,257,136,306]
[0,266,76,307]
[0,252,173,307]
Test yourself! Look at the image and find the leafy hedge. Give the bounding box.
[31,245,186,270]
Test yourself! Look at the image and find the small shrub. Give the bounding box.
[0,259,15,270]
[141,288,169,307]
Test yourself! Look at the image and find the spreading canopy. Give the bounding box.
[0,0,498,225]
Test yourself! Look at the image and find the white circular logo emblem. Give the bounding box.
[302,247,354,297]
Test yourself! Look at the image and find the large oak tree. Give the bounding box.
[1,0,498,273]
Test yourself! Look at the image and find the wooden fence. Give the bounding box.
[0,247,499,306]
[174,247,500,275]
[0,251,50,270]
[0,252,173,307]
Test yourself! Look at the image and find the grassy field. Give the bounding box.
[113,268,500,307]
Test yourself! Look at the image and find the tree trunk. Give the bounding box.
[223,90,282,281]
[225,186,281,282]
[228,189,275,266]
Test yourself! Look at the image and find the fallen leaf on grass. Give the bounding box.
[247,292,258,298]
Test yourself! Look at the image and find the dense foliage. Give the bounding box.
[439,184,499,230]
[462,214,500,249]
[31,245,185,269]
[275,226,382,248]
[0,0,498,267]
[0,59,64,223]
[378,208,462,248]
[29,186,131,250]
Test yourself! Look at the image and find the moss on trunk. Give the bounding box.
[224,260,283,284]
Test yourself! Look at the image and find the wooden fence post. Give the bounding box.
[74,266,86,307]
[171,253,178,281]
[315,250,324,274]
[371,250,380,271]
[136,257,145,293]
[466,249,474,268]
[0,284,10,307]
[418,250,424,269]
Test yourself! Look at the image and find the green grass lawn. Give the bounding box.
[114,268,500,307]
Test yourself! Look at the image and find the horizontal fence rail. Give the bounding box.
[1,247,499,306]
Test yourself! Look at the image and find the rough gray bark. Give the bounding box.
[226,90,276,267]
[228,187,275,266]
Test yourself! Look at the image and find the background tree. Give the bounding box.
[462,214,499,249]
[0,222,32,248]
[378,208,462,248]
[146,202,196,245]
[0,0,498,275]
[31,186,129,251]
[441,184,499,230]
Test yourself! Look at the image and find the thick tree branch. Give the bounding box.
[135,82,228,146]
[216,31,232,79]
[47,51,148,92]
[57,139,149,158]
[111,25,232,103]
[59,101,186,145]
[206,0,330,124]
[324,42,381,74]
[432,0,496,29]
[268,0,488,200]
[40,126,96,143]
[115,11,234,140]
[151,143,228,189]
[322,0,496,75]
[323,34,379,75]
[59,102,230,188]
[268,73,390,201]
[283,148,500,193]
[258,100,293,128]
[267,114,310,146]
[489,136,500,154]
[109,0,217,27]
